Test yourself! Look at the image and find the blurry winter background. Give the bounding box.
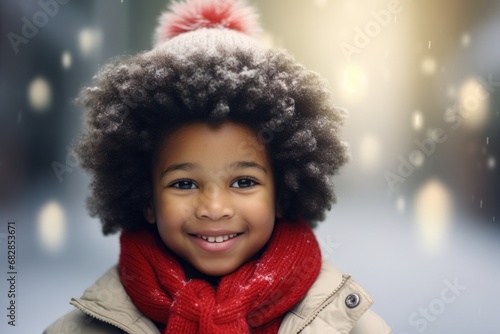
[1,0,499,332]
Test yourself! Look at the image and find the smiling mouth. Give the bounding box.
[195,233,240,243]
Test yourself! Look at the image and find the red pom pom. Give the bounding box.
[154,0,260,47]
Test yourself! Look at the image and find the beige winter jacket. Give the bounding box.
[44,260,392,333]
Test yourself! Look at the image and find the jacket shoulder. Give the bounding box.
[43,266,159,334]
[351,309,393,334]
[43,309,123,334]
[279,260,392,334]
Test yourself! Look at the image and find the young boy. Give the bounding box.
[45,0,392,332]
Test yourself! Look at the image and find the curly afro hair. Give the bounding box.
[74,28,349,235]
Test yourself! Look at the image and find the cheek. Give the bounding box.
[155,194,193,229]
[156,193,195,221]
[154,199,189,251]
[248,190,276,216]
[241,195,276,231]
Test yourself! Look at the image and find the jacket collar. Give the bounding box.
[70,261,374,334]
[70,266,160,334]
[278,260,374,333]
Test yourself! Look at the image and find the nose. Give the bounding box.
[194,183,234,221]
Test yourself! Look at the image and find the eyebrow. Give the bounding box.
[229,161,268,175]
[160,161,268,179]
[160,162,199,179]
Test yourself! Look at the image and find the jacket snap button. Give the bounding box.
[345,293,360,308]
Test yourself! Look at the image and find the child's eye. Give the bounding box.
[170,180,197,190]
[231,178,257,188]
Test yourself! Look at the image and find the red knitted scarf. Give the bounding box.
[118,219,321,333]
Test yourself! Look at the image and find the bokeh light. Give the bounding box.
[358,134,381,170]
[37,200,66,254]
[397,196,406,212]
[412,110,424,131]
[314,0,329,8]
[461,32,471,47]
[409,149,425,167]
[421,56,437,75]
[487,156,496,170]
[414,179,453,254]
[79,28,102,56]
[458,78,490,130]
[341,63,367,97]
[28,77,52,112]
[62,51,72,69]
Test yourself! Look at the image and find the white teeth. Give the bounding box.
[197,233,238,243]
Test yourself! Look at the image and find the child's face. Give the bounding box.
[145,121,276,276]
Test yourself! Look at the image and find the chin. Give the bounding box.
[196,263,239,277]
